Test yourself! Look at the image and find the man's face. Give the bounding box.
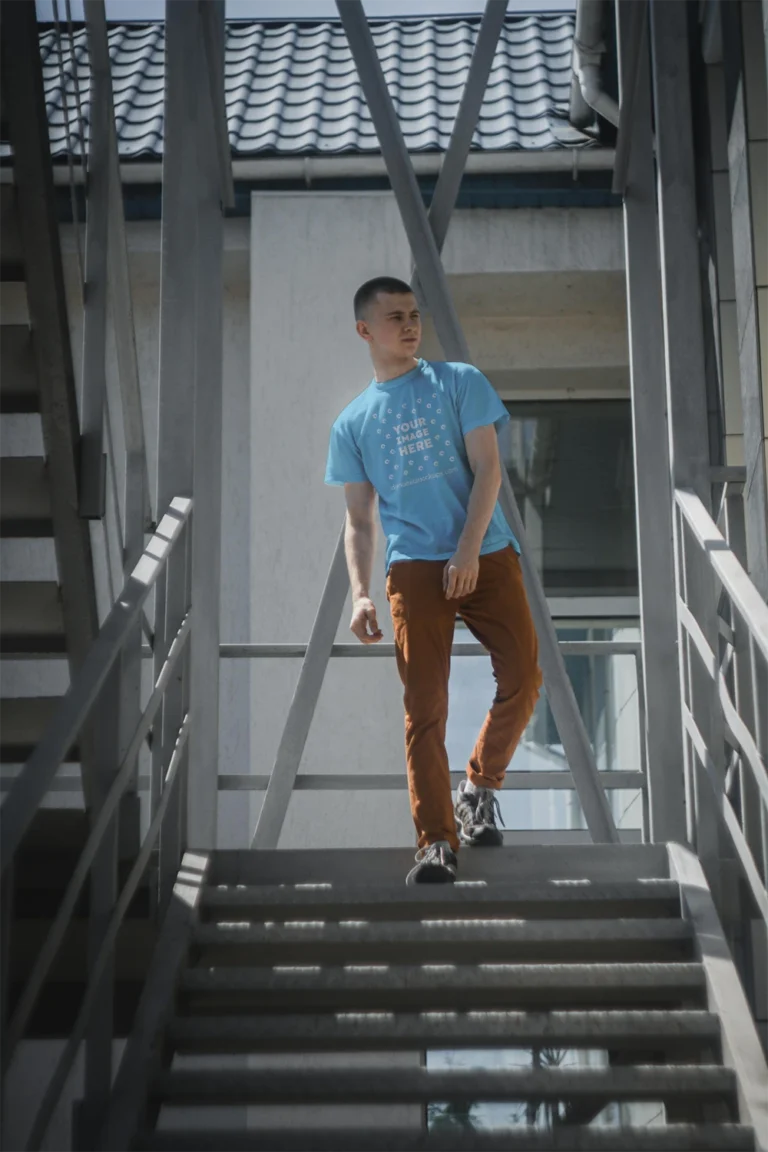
[357,291,422,357]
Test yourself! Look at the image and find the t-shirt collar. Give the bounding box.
[372,358,424,390]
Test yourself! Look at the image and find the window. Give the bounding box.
[499,401,637,596]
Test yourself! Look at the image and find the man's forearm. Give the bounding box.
[345,517,376,600]
[458,464,502,554]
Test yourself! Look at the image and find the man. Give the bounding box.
[325,276,542,885]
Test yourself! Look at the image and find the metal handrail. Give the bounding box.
[219,640,642,658]
[677,489,768,664]
[0,497,191,875]
[26,715,191,1152]
[674,487,768,925]
[2,610,191,1069]
[0,497,192,1149]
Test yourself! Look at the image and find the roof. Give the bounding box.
[27,14,589,162]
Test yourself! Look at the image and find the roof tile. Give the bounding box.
[11,13,589,161]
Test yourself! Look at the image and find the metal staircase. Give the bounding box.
[100,844,764,1151]
[0,156,98,797]
[1,2,768,1150]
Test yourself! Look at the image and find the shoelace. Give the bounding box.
[475,790,506,828]
[414,843,452,864]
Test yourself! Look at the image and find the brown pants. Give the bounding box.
[386,544,542,853]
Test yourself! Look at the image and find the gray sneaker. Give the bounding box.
[454,779,505,846]
[405,842,457,886]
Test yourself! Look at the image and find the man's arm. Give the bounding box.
[444,423,503,599]
[344,481,383,644]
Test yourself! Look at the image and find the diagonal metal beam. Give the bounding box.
[412,0,508,287]
[251,524,351,848]
[338,0,618,845]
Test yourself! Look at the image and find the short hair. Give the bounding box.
[354,276,414,321]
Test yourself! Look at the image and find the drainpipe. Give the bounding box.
[570,0,620,129]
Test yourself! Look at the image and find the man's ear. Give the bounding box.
[356,319,372,343]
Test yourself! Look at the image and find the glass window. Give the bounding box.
[499,401,637,596]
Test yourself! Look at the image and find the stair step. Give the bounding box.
[0,457,52,536]
[181,963,707,1012]
[169,1008,722,1056]
[135,1126,757,1151]
[193,919,694,965]
[152,1064,736,1108]
[200,880,683,922]
[0,325,38,413]
[0,696,78,762]
[210,844,669,887]
[0,580,65,653]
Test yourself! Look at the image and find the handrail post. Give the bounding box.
[676,505,727,908]
[76,659,121,1150]
[158,521,188,916]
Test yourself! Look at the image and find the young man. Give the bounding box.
[325,276,542,885]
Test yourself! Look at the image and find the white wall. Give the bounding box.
[249,192,417,848]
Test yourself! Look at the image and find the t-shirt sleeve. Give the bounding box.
[452,363,510,436]
[324,418,369,486]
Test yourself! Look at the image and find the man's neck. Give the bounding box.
[371,352,419,384]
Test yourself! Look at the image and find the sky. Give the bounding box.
[36,0,575,20]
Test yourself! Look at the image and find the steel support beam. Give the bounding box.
[611,0,647,196]
[155,0,197,895]
[79,1,110,521]
[187,0,226,850]
[251,525,351,848]
[83,0,151,548]
[82,0,143,862]
[338,0,618,845]
[616,0,686,844]
[649,1,714,508]
[157,3,197,516]
[649,0,727,895]
[157,1,225,851]
[720,0,768,601]
[198,0,235,211]
[412,0,507,281]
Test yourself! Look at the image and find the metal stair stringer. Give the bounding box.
[98,843,767,1152]
[0,0,100,809]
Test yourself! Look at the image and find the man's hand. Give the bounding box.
[350,597,383,644]
[443,545,480,599]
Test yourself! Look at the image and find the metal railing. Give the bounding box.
[220,636,649,844]
[0,498,193,1151]
[4,639,649,841]
[674,486,768,931]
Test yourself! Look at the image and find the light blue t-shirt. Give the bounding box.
[324,358,520,576]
